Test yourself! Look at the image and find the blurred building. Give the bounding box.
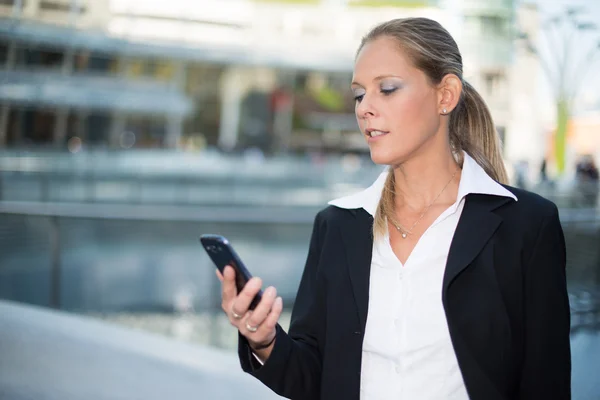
[0,0,530,156]
[0,0,193,149]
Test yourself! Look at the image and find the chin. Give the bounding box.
[369,148,405,166]
[369,139,426,166]
[370,153,396,166]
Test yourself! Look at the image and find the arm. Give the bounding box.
[519,205,571,399]
[238,210,327,400]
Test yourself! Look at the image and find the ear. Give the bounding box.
[437,74,462,115]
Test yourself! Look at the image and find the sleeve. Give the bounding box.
[237,210,327,400]
[518,205,571,399]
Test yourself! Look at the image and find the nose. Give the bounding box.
[355,96,376,120]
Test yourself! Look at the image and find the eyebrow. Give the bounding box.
[351,74,403,87]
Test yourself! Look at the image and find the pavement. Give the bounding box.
[0,300,283,400]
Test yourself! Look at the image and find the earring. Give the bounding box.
[442,108,447,114]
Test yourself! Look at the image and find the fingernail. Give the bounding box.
[251,277,262,288]
[265,287,275,296]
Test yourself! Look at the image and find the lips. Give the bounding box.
[365,128,389,138]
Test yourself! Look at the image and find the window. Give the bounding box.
[21,47,64,68]
[0,40,8,64]
[39,0,86,13]
[0,0,21,6]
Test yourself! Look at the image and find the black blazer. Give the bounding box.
[238,187,571,400]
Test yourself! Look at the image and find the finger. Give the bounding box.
[262,296,283,332]
[221,266,238,301]
[234,276,263,315]
[245,286,277,329]
[243,296,283,342]
[216,269,224,282]
[221,266,244,319]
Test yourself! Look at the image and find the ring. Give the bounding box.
[245,322,259,333]
[231,306,243,320]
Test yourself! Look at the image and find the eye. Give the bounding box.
[352,88,365,103]
[381,87,397,95]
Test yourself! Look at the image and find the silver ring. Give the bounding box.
[231,306,243,320]
[245,322,259,333]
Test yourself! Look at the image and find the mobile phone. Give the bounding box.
[200,234,262,310]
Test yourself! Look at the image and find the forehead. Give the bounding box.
[352,36,415,83]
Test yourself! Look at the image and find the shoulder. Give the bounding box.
[314,205,359,228]
[310,205,373,243]
[498,185,561,237]
[501,184,559,219]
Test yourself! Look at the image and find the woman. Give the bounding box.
[217,17,571,400]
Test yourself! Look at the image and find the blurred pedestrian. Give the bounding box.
[540,158,548,182]
[575,154,599,208]
[514,159,529,189]
[217,17,570,400]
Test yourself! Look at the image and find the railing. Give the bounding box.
[1,200,599,348]
[0,150,381,206]
[0,149,595,209]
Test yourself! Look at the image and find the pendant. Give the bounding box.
[401,233,407,239]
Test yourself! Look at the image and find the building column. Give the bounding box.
[22,0,38,18]
[11,0,24,18]
[54,109,69,146]
[53,47,75,147]
[164,61,186,149]
[273,72,296,152]
[218,67,247,151]
[109,112,126,148]
[108,57,130,148]
[165,115,183,148]
[75,110,88,141]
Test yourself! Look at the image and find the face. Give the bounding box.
[352,36,444,166]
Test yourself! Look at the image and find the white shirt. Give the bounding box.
[328,153,517,400]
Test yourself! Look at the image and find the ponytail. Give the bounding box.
[373,169,396,239]
[450,81,508,185]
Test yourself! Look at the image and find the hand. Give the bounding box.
[217,266,283,356]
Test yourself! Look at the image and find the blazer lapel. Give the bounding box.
[442,194,511,298]
[340,209,374,332]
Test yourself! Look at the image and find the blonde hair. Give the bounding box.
[357,18,509,237]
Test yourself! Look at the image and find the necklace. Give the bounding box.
[391,169,458,239]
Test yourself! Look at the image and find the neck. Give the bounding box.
[392,148,461,212]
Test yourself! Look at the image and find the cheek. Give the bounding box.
[389,94,437,135]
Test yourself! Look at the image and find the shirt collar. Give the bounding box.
[328,152,517,216]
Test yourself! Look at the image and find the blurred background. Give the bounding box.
[0,0,599,398]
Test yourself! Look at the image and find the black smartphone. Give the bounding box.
[200,234,262,310]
